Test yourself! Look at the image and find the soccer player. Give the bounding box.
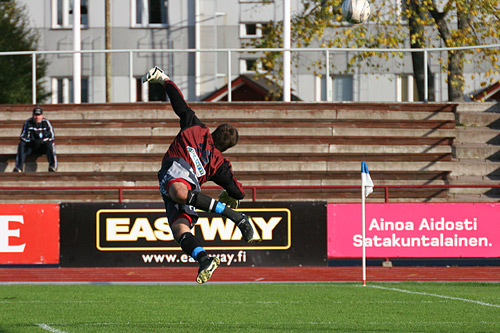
[142,66,259,284]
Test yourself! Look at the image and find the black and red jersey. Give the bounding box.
[162,80,245,200]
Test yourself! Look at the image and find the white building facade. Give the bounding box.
[17,0,500,103]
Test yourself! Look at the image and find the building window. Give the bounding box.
[52,0,88,28]
[51,77,89,104]
[239,23,271,38]
[239,58,273,74]
[132,0,168,27]
[397,75,420,102]
[134,77,151,102]
[135,78,143,102]
[240,58,261,73]
[332,75,353,101]
[316,75,353,101]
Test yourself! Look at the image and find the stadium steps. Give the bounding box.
[450,103,500,200]
[0,102,456,120]
[0,102,458,203]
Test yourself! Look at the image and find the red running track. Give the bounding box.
[0,267,499,283]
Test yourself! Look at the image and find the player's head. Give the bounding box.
[212,123,239,152]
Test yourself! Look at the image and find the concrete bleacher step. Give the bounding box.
[454,143,500,160]
[447,173,500,202]
[0,102,456,121]
[457,112,500,127]
[0,135,455,146]
[0,117,456,129]
[455,127,500,144]
[451,159,500,176]
[455,102,500,126]
[0,151,453,163]
[0,151,453,173]
[449,174,500,197]
[0,143,454,156]
[1,126,456,138]
[0,161,453,173]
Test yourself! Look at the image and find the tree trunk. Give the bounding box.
[447,51,465,101]
[407,0,435,101]
[410,52,436,102]
[428,0,466,102]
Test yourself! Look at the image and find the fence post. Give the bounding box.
[32,53,37,104]
[227,50,232,102]
[424,49,428,102]
[129,51,134,102]
[326,50,331,101]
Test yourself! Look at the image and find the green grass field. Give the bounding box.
[1,282,500,332]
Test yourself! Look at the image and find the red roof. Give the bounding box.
[472,81,500,102]
[202,75,300,101]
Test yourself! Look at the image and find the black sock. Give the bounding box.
[187,191,243,222]
[178,232,207,261]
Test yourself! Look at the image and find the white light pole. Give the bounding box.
[195,0,201,99]
[214,12,226,89]
[73,0,81,104]
[283,0,291,102]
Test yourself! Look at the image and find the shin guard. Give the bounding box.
[186,191,242,221]
[178,232,206,261]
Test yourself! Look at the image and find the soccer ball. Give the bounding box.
[342,0,371,24]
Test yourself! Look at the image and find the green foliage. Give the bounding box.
[0,1,49,104]
[246,0,500,101]
[1,282,500,331]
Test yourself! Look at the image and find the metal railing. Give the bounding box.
[1,184,499,203]
[2,44,500,104]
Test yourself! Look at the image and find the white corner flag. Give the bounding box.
[361,161,374,197]
[361,161,374,286]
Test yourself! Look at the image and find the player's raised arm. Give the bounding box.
[142,66,200,129]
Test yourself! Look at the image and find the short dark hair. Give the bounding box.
[211,123,239,152]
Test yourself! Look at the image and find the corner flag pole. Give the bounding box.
[361,161,374,287]
[361,172,367,286]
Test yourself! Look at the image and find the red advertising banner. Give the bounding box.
[0,204,59,264]
[328,203,500,258]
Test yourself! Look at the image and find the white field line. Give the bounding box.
[34,320,500,328]
[36,323,66,333]
[369,285,500,308]
[1,300,103,304]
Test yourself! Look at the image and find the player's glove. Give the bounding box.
[218,190,239,209]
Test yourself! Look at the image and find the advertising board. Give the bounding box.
[328,203,500,258]
[0,204,59,264]
[60,202,327,267]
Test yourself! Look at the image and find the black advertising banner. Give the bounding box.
[60,202,327,267]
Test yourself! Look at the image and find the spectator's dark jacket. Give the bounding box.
[20,118,55,144]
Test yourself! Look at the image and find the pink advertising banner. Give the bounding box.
[328,203,500,258]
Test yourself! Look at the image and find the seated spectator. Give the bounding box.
[13,106,57,172]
